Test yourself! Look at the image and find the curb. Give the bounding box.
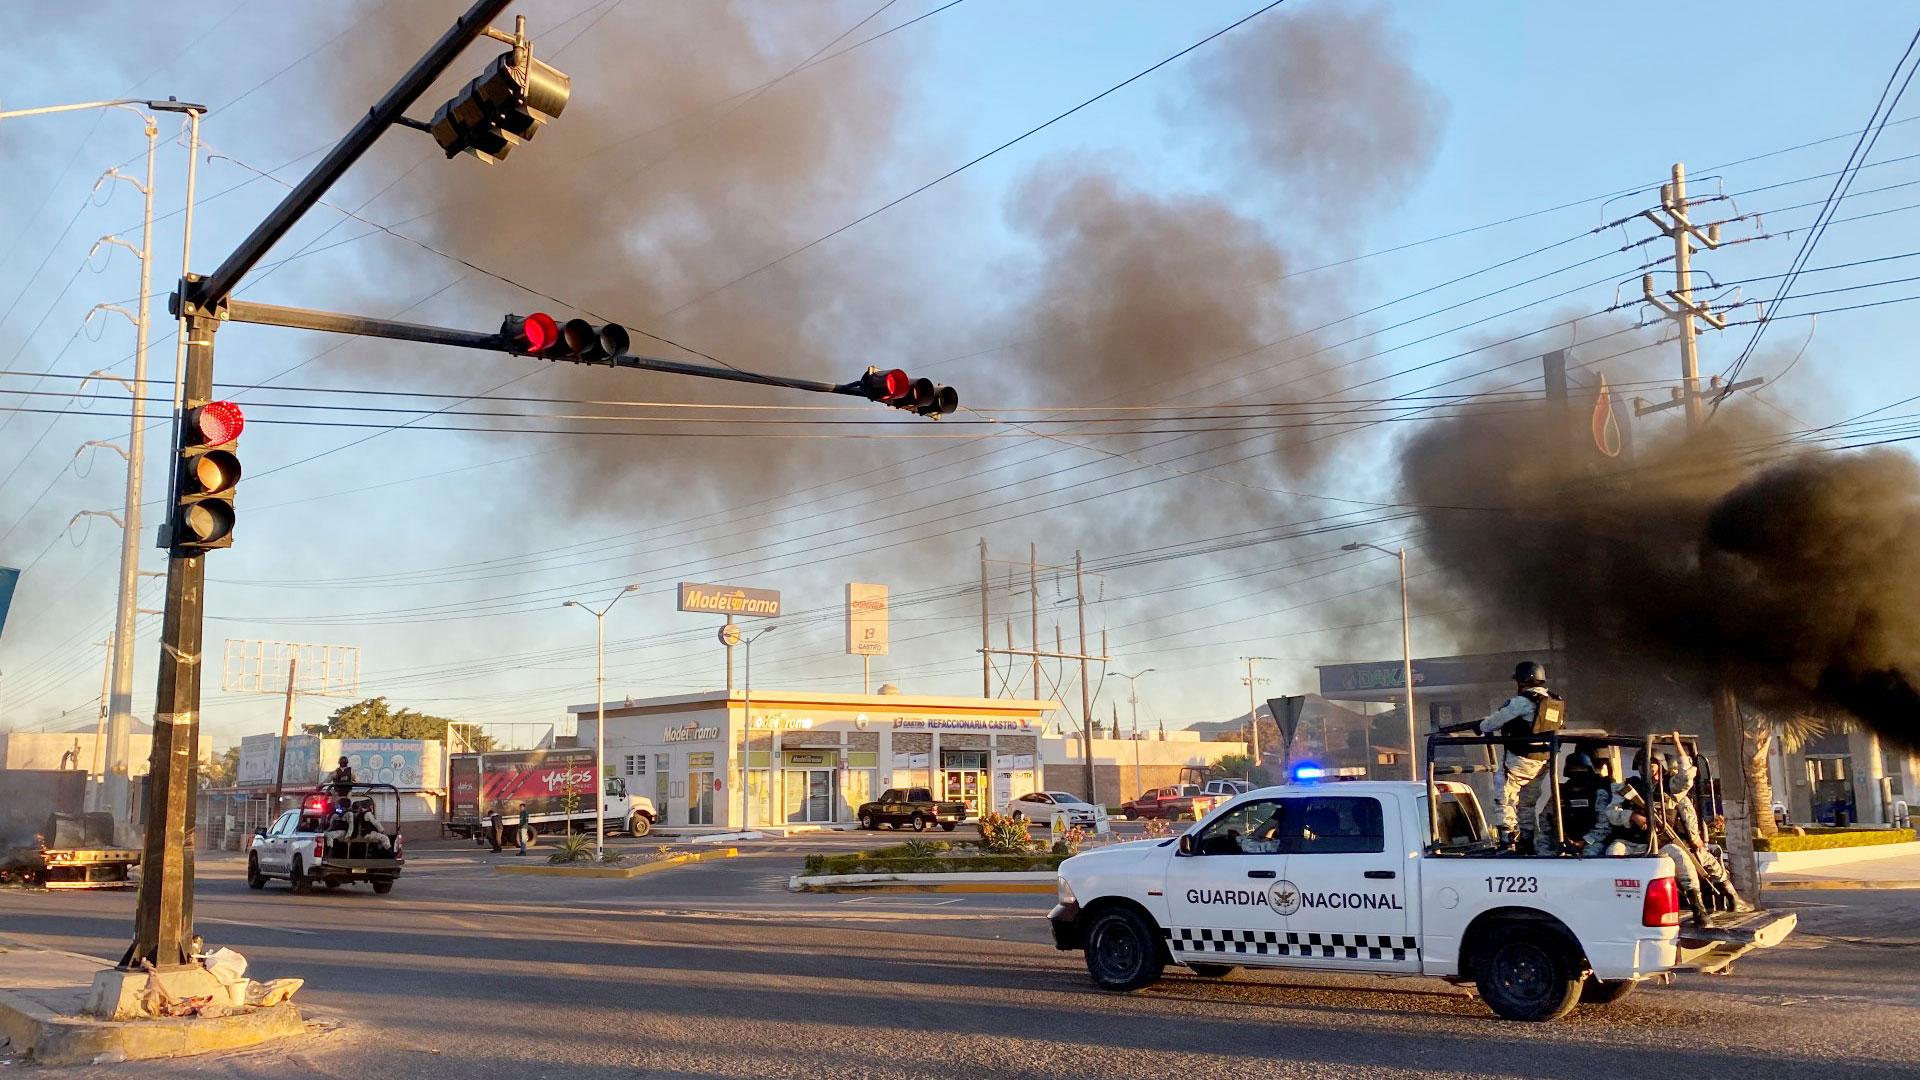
[0,990,304,1067]
[494,848,738,879]
[788,871,1056,894]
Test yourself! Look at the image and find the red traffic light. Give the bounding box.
[503,312,560,354]
[858,368,911,402]
[192,401,244,445]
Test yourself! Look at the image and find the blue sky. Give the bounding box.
[1,1,1914,749]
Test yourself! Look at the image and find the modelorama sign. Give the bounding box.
[677,582,781,617]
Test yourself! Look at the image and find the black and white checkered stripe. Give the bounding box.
[1164,927,1419,962]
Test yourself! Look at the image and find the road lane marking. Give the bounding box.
[197,916,318,936]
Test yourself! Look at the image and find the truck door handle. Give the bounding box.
[1246,870,1276,879]
[1365,870,1396,879]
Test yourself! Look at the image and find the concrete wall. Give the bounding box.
[0,731,213,776]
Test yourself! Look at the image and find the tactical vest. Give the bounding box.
[1559,771,1607,840]
[1498,691,1561,760]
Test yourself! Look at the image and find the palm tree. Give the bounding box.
[1740,705,1840,837]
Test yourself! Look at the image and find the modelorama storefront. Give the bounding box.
[569,691,1057,830]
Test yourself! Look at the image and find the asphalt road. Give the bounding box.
[3,838,1917,1079]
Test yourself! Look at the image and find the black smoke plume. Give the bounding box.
[1398,393,1920,750]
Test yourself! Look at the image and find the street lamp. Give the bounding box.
[1342,542,1417,780]
[1114,669,1154,798]
[737,625,777,828]
[563,584,639,860]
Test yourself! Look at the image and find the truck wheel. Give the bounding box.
[371,877,395,895]
[323,878,342,890]
[859,812,875,830]
[289,856,313,895]
[1474,923,1583,1022]
[1580,977,1637,1005]
[1187,963,1239,979]
[628,813,652,838]
[519,826,537,848]
[246,855,266,890]
[910,814,928,832]
[940,822,956,832]
[1084,906,1164,992]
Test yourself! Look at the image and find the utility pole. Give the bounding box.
[268,655,299,816]
[1029,543,1040,700]
[1640,162,1760,900]
[1241,657,1274,772]
[1075,551,1094,805]
[979,539,992,697]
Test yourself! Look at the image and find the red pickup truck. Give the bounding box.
[1120,784,1222,821]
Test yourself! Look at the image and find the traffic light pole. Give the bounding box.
[124,307,218,970]
[126,0,512,972]
[220,300,868,398]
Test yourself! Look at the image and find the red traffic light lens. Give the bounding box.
[523,312,559,352]
[194,401,244,445]
[881,369,910,401]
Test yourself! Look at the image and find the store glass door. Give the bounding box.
[687,751,716,825]
[784,769,835,823]
[943,770,984,818]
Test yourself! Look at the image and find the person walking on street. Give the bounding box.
[1475,660,1563,853]
[488,808,504,853]
[517,803,531,856]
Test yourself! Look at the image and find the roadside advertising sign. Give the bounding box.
[677,582,780,618]
[846,582,889,656]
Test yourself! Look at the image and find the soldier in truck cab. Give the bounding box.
[1475,660,1562,853]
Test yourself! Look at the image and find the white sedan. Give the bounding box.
[1003,791,1107,829]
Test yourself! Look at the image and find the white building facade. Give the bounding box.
[571,690,1056,829]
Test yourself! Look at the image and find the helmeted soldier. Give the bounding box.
[1660,744,1753,921]
[1546,749,1607,855]
[1598,746,1751,925]
[1475,660,1563,853]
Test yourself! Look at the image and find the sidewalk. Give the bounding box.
[0,937,303,1066]
[1766,848,1920,889]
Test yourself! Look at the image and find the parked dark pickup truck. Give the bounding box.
[1120,784,1222,821]
[856,788,967,832]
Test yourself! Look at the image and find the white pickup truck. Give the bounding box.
[1049,779,1796,1021]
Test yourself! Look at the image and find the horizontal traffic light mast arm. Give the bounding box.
[221,299,860,398]
[192,0,513,308]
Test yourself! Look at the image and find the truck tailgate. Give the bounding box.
[1680,908,1797,949]
[1676,909,1797,974]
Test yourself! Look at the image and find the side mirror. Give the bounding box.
[253,828,268,838]
[1177,833,1195,856]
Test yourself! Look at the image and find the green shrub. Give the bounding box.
[546,833,594,864]
[1757,828,1914,852]
[800,848,1069,876]
[975,812,1036,854]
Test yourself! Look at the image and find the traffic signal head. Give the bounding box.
[848,367,958,417]
[172,401,243,552]
[429,49,572,164]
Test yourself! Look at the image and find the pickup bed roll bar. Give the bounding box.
[1422,727,1714,856]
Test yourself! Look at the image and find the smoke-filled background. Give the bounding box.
[3,1,1917,756]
